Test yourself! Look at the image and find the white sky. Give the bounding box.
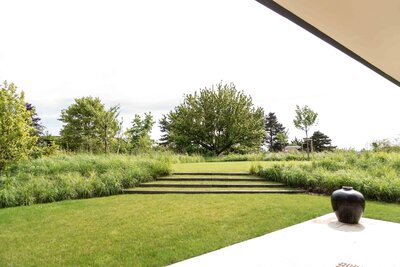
[1,0,399,150]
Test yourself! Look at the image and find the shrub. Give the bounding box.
[0,153,170,208]
[256,151,400,202]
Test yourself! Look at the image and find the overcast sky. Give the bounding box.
[1,0,399,150]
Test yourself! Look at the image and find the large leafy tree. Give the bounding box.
[59,97,120,153]
[264,112,287,152]
[311,131,334,152]
[126,113,155,153]
[160,83,265,155]
[0,81,37,169]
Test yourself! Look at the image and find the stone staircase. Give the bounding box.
[122,172,306,194]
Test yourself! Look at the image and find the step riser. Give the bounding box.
[172,172,249,176]
[157,178,265,182]
[123,190,306,194]
[139,184,285,188]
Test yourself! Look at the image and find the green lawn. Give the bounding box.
[0,193,399,267]
[172,161,308,173]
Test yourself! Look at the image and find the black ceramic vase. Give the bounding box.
[331,186,365,224]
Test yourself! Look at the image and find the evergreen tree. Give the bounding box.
[25,102,45,137]
[264,112,287,152]
[311,131,334,152]
[158,114,170,146]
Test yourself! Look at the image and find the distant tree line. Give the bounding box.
[1,80,338,169]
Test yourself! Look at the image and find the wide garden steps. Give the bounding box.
[139,183,285,188]
[123,189,306,194]
[157,177,266,182]
[122,172,306,194]
[171,172,249,175]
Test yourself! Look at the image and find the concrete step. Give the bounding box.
[139,183,285,188]
[169,174,260,178]
[152,180,279,184]
[172,172,250,176]
[129,186,289,191]
[123,172,304,195]
[157,177,266,182]
[122,189,307,194]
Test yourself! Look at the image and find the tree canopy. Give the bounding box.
[94,105,120,153]
[126,113,155,153]
[59,97,120,153]
[0,81,37,169]
[264,112,287,152]
[25,102,45,137]
[293,105,318,158]
[160,83,265,155]
[293,105,318,138]
[311,131,335,152]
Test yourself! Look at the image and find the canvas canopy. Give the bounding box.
[256,0,400,87]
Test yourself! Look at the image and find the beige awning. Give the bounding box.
[256,0,400,87]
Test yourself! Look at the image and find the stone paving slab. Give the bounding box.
[170,213,400,267]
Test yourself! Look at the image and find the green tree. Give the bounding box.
[158,114,170,146]
[293,105,318,138]
[264,112,287,152]
[275,131,289,151]
[160,82,265,155]
[25,102,45,137]
[371,139,400,152]
[311,131,334,152]
[59,97,120,153]
[0,81,37,169]
[113,117,127,154]
[95,105,121,154]
[293,105,318,158]
[126,113,155,153]
[290,137,302,146]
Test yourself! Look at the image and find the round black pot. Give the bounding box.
[331,186,365,224]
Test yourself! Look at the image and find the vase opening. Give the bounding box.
[342,186,353,191]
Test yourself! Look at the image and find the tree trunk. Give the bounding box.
[305,127,310,160]
[269,129,273,151]
[104,125,108,154]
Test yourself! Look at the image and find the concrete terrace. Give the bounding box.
[170,213,400,267]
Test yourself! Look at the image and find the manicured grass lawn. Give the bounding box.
[172,161,308,173]
[0,193,399,267]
